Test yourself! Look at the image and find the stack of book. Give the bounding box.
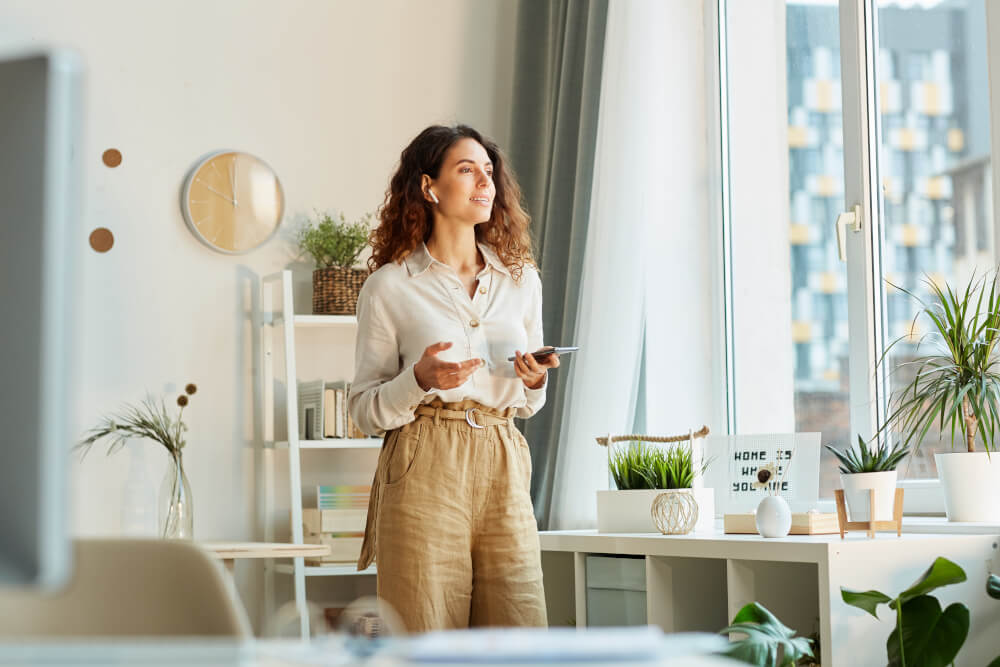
[300,484,371,564]
[298,380,367,439]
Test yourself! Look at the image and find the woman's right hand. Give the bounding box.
[413,341,483,391]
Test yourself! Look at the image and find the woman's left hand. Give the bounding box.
[514,348,560,390]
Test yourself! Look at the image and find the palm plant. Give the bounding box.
[877,272,1000,454]
[825,435,910,474]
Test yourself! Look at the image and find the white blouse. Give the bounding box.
[347,241,547,436]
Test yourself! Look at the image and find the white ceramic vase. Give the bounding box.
[755,495,791,538]
[935,452,1000,522]
[840,470,897,522]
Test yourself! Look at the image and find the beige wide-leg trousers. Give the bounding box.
[357,398,548,632]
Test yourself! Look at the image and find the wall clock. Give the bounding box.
[181,150,284,254]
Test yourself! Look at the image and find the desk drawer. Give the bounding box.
[585,555,647,626]
[585,555,646,591]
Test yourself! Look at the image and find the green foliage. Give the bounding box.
[878,272,1000,454]
[841,557,969,667]
[608,440,710,490]
[718,602,815,667]
[297,210,372,269]
[824,434,910,474]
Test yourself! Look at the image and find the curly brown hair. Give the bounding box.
[368,125,535,282]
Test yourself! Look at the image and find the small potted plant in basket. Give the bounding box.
[596,428,714,534]
[878,272,1000,521]
[825,435,909,522]
[297,210,372,315]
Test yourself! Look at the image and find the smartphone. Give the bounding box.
[507,346,579,362]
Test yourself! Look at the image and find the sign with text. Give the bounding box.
[701,433,821,514]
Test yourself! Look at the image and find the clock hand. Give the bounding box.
[197,178,236,205]
[229,161,237,206]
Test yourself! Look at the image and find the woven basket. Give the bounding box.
[312,267,369,315]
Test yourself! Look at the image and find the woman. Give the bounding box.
[348,124,560,632]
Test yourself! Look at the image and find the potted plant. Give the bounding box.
[879,273,1000,521]
[297,210,372,315]
[825,434,909,522]
[596,434,714,534]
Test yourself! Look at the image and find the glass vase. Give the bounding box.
[159,451,194,539]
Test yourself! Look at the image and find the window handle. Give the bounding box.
[836,204,862,262]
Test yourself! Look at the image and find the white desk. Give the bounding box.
[200,542,331,574]
[539,526,1000,667]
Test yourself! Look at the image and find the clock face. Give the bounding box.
[182,151,284,254]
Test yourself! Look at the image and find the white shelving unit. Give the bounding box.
[260,270,379,637]
[539,528,1000,666]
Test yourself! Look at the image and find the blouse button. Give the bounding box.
[479,286,487,294]
[470,319,480,328]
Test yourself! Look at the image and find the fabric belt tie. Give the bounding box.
[414,405,514,429]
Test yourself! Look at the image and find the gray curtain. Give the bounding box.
[508,0,609,530]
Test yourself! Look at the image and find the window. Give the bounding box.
[722,0,994,502]
[876,0,993,480]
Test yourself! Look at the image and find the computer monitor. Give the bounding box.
[0,47,83,588]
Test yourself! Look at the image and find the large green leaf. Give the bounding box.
[719,602,814,667]
[885,596,969,667]
[891,557,967,608]
[841,588,892,619]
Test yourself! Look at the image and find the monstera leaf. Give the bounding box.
[719,602,814,667]
[885,596,968,667]
[841,557,969,667]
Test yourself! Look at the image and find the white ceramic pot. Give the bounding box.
[755,496,791,538]
[935,452,1000,522]
[596,488,715,533]
[840,471,897,522]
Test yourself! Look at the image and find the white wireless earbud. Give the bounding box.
[428,189,440,204]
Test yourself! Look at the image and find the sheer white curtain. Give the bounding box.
[548,0,670,529]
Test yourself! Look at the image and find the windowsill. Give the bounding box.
[901,516,1000,534]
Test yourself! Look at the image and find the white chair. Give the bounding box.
[0,539,251,637]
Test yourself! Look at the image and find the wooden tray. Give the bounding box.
[724,511,839,535]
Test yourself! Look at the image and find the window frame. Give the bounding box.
[715,0,1000,513]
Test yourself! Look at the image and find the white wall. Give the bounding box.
[1,0,517,630]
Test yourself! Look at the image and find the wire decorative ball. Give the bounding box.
[651,490,699,535]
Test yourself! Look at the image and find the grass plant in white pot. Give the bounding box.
[825,435,910,522]
[597,436,714,534]
[879,273,1000,522]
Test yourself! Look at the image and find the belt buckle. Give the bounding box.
[465,408,485,429]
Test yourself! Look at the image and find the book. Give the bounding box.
[336,388,345,437]
[303,534,365,563]
[302,508,367,534]
[317,484,370,510]
[322,380,351,438]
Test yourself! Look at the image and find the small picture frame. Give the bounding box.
[700,433,821,515]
